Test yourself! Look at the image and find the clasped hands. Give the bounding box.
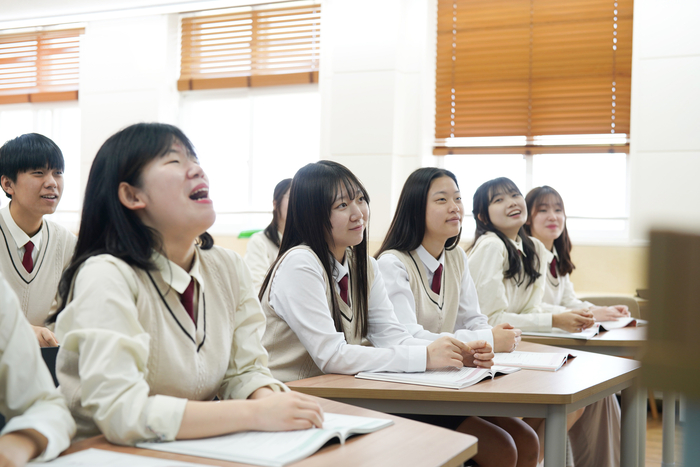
[426,336,494,370]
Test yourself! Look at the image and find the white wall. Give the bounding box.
[628,0,700,242]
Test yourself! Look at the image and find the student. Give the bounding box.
[260,160,493,384]
[467,177,610,467]
[0,133,77,347]
[245,178,291,292]
[0,270,75,466]
[466,177,595,334]
[524,185,631,321]
[50,123,323,445]
[524,185,624,467]
[376,168,537,467]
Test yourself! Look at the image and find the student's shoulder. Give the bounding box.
[44,218,77,243]
[528,236,553,261]
[469,232,507,256]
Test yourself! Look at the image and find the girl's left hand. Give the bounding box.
[590,305,631,322]
[462,341,494,369]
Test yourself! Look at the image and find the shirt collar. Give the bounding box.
[151,248,204,294]
[416,244,444,274]
[0,202,43,250]
[509,235,526,257]
[551,244,559,259]
[332,253,349,283]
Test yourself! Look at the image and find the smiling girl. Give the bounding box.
[467,177,595,333]
[375,168,537,467]
[259,161,493,383]
[524,186,630,322]
[49,123,322,444]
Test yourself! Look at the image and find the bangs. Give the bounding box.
[20,148,64,172]
[0,133,65,177]
[487,177,521,202]
[330,166,369,205]
[536,193,564,211]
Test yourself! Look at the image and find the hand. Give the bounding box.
[426,336,468,369]
[250,391,324,431]
[590,305,631,322]
[0,430,47,467]
[462,340,494,368]
[31,326,58,347]
[552,310,595,333]
[492,323,522,353]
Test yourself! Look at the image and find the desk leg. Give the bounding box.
[621,382,642,467]
[544,405,566,467]
[639,388,646,466]
[662,391,677,467]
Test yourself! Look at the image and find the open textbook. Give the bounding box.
[493,351,576,372]
[39,448,210,466]
[136,413,393,467]
[355,365,520,390]
[598,317,638,331]
[521,323,601,340]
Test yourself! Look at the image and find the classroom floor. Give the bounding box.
[645,412,684,467]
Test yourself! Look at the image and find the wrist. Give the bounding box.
[0,430,46,462]
[249,387,274,400]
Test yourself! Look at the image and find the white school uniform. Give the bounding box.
[543,247,595,310]
[0,271,75,461]
[378,245,494,348]
[0,203,76,326]
[244,230,281,292]
[55,246,285,445]
[467,232,567,331]
[261,245,431,383]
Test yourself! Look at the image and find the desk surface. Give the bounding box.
[287,342,640,406]
[63,397,477,467]
[521,326,647,349]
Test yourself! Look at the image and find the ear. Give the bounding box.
[118,182,147,211]
[477,213,485,224]
[1,175,14,197]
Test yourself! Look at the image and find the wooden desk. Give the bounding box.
[521,326,647,358]
[288,342,644,467]
[63,397,477,467]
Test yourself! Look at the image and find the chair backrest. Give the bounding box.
[641,230,700,397]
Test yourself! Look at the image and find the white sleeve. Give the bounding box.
[0,276,75,461]
[269,250,428,374]
[55,259,188,445]
[468,238,552,332]
[453,249,494,347]
[559,274,595,309]
[244,232,274,293]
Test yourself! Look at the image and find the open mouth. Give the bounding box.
[507,210,521,217]
[41,194,58,200]
[189,186,209,201]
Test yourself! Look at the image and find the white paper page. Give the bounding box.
[357,366,491,388]
[522,324,600,340]
[493,351,567,370]
[319,413,393,441]
[137,413,388,467]
[34,448,210,466]
[598,317,636,330]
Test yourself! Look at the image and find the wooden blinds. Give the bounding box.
[179,2,321,91]
[0,29,83,105]
[435,0,633,140]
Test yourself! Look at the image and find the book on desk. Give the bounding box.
[355,365,520,389]
[493,350,576,371]
[136,413,393,467]
[522,317,639,340]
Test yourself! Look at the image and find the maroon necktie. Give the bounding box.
[338,274,349,305]
[431,264,443,294]
[180,278,196,323]
[22,241,34,273]
[549,256,558,278]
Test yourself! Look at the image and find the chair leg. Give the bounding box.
[649,389,659,420]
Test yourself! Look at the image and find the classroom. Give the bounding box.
[0,0,698,466]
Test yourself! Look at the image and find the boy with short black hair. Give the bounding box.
[0,133,76,347]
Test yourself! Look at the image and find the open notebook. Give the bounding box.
[493,351,576,371]
[136,413,393,467]
[522,323,601,340]
[355,365,520,390]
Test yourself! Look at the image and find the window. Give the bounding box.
[0,28,83,104]
[0,102,82,230]
[179,1,321,91]
[179,85,320,234]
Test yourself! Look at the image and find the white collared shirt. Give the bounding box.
[542,246,594,310]
[378,245,494,347]
[244,230,281,293]
[151,250,203,320]
[0,202,42,263]
[268,248,430,374]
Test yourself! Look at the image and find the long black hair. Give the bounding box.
[263,178,292,248]
[524,185,575,276]
[469,177,541,288]
[50,123,213,322]
[259,161,370,338]
[376,167,461,257]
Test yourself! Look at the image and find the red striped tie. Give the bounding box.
[180,278,196,323]
[338,274,349,305]
[22,241,34,273]
[431,264,443,294]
